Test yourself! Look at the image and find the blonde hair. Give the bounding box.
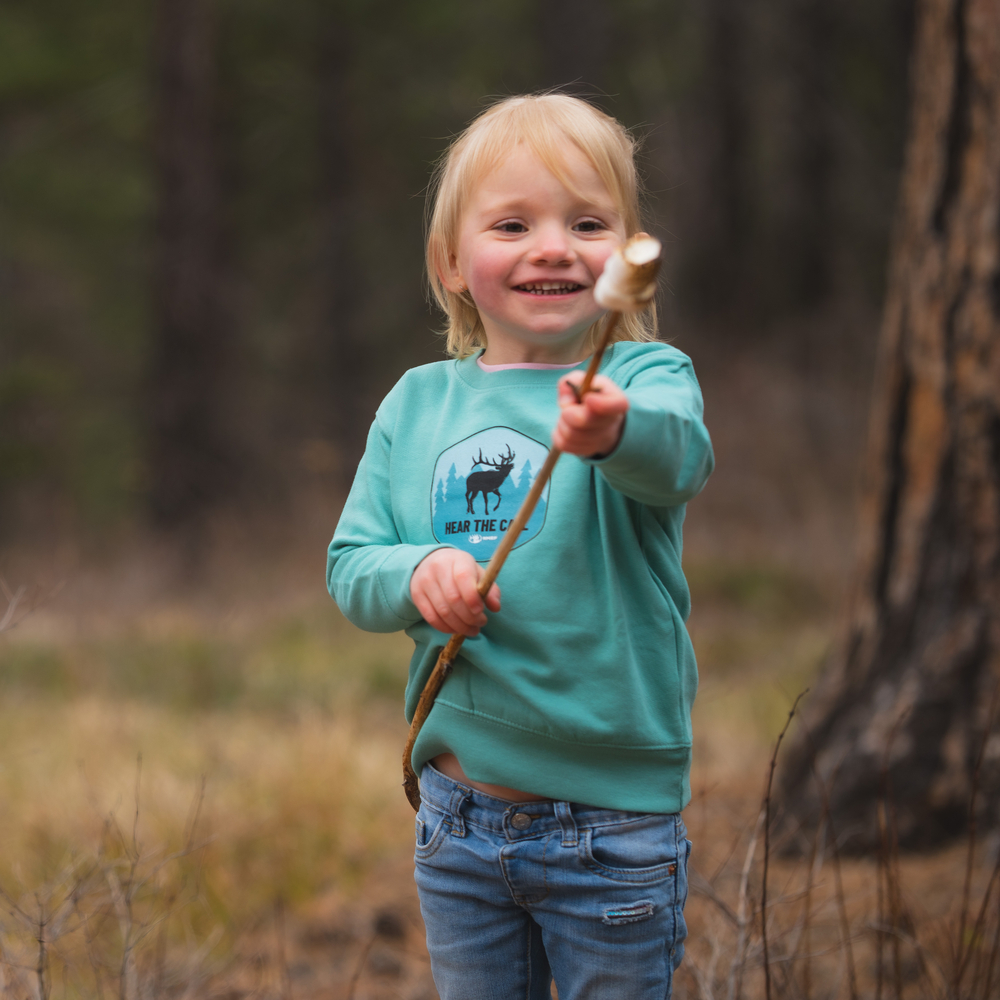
[426,94,658,359]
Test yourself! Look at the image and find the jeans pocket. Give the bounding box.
[414,805,450,861]
[579,814,682,884]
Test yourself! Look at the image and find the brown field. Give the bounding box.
[1,353,994,999]
[1,544,992,1000]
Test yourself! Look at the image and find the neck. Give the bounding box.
[479,339,590,366]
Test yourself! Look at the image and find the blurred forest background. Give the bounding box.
[1,0,912,565]
[15,2,995,998]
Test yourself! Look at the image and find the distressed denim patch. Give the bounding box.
[603,899,655,925]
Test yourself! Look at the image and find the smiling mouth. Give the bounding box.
[513,282,585,295]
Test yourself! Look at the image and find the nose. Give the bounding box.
[526,223,575,266]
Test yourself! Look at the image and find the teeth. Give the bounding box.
[518,282,581,294]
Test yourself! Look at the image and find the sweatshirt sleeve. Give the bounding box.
[585,349,714,507]
[327,411,450,633]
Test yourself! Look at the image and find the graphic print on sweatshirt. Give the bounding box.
[430,426,551,561]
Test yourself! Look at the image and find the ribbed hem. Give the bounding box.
[413,701,692,814]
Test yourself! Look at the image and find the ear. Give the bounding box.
[440,252,467,294]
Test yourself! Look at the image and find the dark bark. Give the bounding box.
[148,0,236,530]
[782,0,835,310]
[685,0,752,317]
[317,16,367,488]
[779,0,1000,852]
[535,0,611,96]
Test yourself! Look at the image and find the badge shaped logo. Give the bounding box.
[430,426,551,561]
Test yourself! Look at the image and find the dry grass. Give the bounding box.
[0,551,993,999]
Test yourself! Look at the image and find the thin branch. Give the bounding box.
[761,690,808,1000]
[346,931,376,1000]
[726,808,764,1000]
[0,584,26,633]
[689,867,740,927]
[956,677,1000,992]
[809,762,858,1000]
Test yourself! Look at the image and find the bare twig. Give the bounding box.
[686,948,718,1000]
[35,901,48,1000]
[346,930,377,1000]
[726,808,764,1000]
[963,830,1000,996]
[878,712,910,1000]
[799,814,826,1000]
[807,761,859,1000]
[955,677,1000,993]
[0,583,26,633]
[275,897,292,1000]
[979,891,1000,1000]
[875,714,910,1000]
[0,578,64,634]
[689,867,740,927]
[761,690,808,1000]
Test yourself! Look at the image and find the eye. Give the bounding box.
[494,220,527,234]
[573,219,606,233]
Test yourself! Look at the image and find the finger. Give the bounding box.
[554,422,600,453]
[584,390,629,416]
[413,589,449,634]
[455,561,485,616]
[423,580,475,635]
[418,579,452,632]
[437,573,481,630]
[473,567,501,613]
[560,404,595,430]
[554,413,624,456]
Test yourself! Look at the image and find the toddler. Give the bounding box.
[328,93,714,999]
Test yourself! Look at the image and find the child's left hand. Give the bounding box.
[554,373,629,459]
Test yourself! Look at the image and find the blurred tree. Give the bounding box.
[317,9,366,488]
[0,0,918,537]
[779,0,1000,850]
[535,0,610,95]
[781,0,834,311]
[0,0,150,535]
[147,0,237,531]
[685,0,752,318]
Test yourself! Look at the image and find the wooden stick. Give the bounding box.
[402,312,622,809]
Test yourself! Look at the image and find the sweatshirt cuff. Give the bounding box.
[582,405,655,475]
[378,543,454,622]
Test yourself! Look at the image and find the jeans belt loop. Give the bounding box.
[554,800,578,847]
[448,786,471,837]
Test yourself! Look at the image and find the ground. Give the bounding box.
[0,347,994,998]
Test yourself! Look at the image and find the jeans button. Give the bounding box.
[510,812,533,831]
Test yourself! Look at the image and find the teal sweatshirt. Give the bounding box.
[327,341,714,813]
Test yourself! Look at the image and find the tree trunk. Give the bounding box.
[535,0,611,95]
[779,0,1000,852]
[317,15,367,489]
[782,0,835,311]
[148,0,235,531]
[685,0,752,318]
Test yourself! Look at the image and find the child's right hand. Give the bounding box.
[411,548,501,637]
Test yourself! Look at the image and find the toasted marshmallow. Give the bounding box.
[594,233,661,312]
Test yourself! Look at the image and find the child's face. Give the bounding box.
[445,142,626,361]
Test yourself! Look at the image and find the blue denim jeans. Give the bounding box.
[414,764,690,1000]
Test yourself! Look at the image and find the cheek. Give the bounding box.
[586,244,616,279]
[463,247,515,307]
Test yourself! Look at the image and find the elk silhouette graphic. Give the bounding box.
[465,445,516,515]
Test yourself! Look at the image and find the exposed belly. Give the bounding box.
[431,753,550,802]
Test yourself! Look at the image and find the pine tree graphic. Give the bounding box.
[446,462,464,498]
[517,459,533,491]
